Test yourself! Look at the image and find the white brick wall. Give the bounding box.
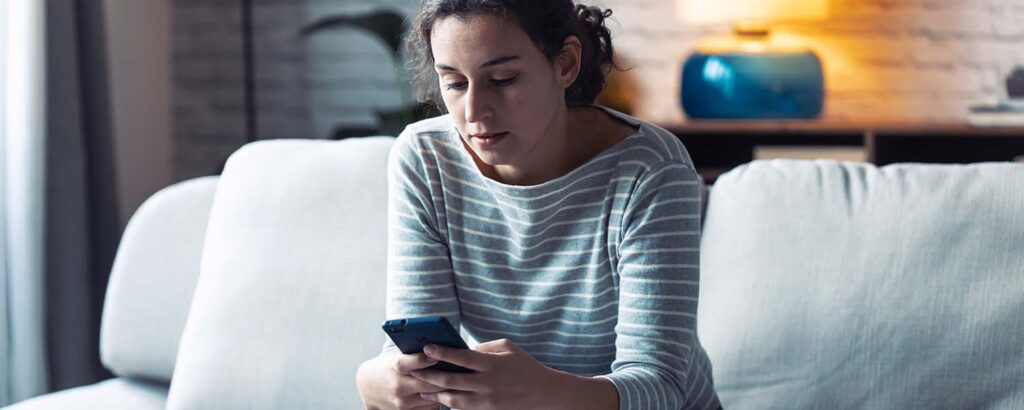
[174,0,246,179]
[173,0,1024,179]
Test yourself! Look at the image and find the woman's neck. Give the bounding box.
[489,105,574,186]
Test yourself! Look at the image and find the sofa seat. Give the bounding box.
[5,378,167,410]
[5,138,1022,409]
[2,176,218,410]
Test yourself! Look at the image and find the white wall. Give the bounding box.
[103,0,174,228]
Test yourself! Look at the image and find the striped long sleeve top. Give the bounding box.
[383,108,720,409]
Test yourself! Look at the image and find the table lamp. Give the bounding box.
[677,0,828,119]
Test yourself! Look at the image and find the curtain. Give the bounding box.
[1,0,49,405]
[44,0,119,391]
[2,0,119,405]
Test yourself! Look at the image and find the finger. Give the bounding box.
[474,338,519,354]
[398,374,448,394]
[393,353,439,375]
[422,344,489,371]
[410,369,485,392]
[393,393,440,409]
[422,390,474,409]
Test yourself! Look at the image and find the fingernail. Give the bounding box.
[424,345,436,355]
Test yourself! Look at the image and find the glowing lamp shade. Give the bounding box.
[677,0,829,119]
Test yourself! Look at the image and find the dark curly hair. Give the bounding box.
[404,0,617,110]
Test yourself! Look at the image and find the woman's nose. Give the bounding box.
[463,84,493,123]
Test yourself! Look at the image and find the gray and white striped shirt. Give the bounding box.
[384,108,720,409]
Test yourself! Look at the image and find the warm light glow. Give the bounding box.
[677,0,829,25]
[695,32,815,53]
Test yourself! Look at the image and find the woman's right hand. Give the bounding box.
[356,351,447,410]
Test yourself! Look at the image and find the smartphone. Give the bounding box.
[382,316,474,373]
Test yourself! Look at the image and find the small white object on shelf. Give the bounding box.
[754,146,868,162]
[968,100,1024,127]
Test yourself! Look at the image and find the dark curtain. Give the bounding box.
[44,0,119,391]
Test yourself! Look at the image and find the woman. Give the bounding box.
[356,1,720,408]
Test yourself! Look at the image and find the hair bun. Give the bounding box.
[567,3,616,106]
[575,4,613,29]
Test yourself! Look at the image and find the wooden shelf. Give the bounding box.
[656,120,1024,183]
[661,119,1024,136]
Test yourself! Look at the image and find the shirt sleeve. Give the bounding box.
[381,131,462,354]
[597,161,719,409]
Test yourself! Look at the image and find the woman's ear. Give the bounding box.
[555,36,582,89]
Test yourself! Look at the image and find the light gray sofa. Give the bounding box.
[6,137,1024,409]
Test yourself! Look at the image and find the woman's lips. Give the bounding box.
[472,132,508,148]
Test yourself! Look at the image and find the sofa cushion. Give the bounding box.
[100,176,218,382]
[167,138,393,409]
[698,160,1024,409]
[3,378,167,410]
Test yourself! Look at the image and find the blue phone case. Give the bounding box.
[382,316,474,373]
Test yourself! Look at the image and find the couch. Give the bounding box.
[6,137,1024,409]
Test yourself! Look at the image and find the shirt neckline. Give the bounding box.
[445,106,647,193]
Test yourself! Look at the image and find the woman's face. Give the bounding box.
[430,14,571,169]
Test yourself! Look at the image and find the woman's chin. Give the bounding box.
[465,144,507,164]
[476,153,510,167]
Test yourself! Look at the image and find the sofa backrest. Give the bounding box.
[100,176,219,382]
[167,138,393,409]
[698,160,1024,409]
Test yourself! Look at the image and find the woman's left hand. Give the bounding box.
[411,338,573,409]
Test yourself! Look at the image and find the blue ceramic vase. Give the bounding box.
[681,51,824,119]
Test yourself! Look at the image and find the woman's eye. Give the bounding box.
[444,81,467,91]
[491,76,517,87]
[443,75,516,91]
